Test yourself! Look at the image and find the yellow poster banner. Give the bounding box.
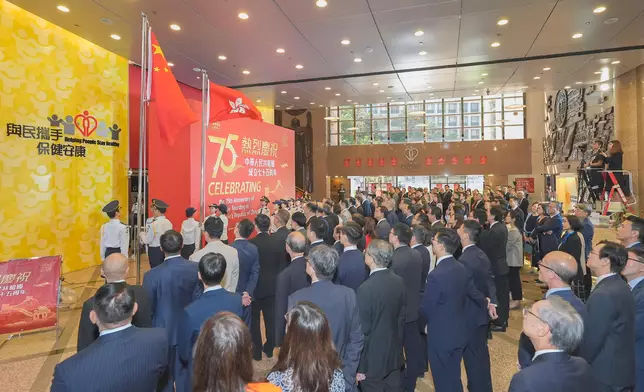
[0,1,129,273]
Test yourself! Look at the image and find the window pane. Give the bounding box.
[374,132,388,144]
[463,100,481,113]
[445,101,461,114]
[340,121,355,133]
[407,116,425,131]
[356,120,371,144]
[329,121,338,134]
[328,107,339,117]
[389,104,405,117]
[373,118,387,133]
[390,117,404,131]
[504,95,524,109]
[408,130,424,143]
[464,128,481,141]
[425,101,442,115]
[484,112,502,126]
[505,110,524,125]
[340,106,354,120]
[445,115,460,128]
[483,98,502,112]
[356,133,371,144]
[340,133,354,145]
[504,126,524,139]
[463,114,481,127]
[356,106,371,120]
[484,127,502,140]
[390,130,406,143]
[372,105,388,118]
[427,116,442,129]
[444,128,461,141]
[426,128,442,142]
[407,103,424,115]
[329,134,339,146]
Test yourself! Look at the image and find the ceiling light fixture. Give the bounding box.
[354,57,362,63]
[324,116,339,121]
[316,0,328,8]
[379,90,384,93]
[256,99,262,103]
[542,67,551,71]
[593,6,606,13]
[276,105,280,108]
[572,33,583,39]
[479,81,484,84]
[325,87,331,90]
[110,34,121,40]
[294,96,300,100]
[373,82,379,86]
[534,76,541,80]
[170,24,181,31]
[276,48,285,54]
[335,93,341,96]
[347,99,352,102]
[193,67,201,72]
[575,81,582,84]
[564,85,571,89]
[238,12,249,20]
[386,96,392,99]
[341,39,351,45]
[281,91,287,94]
[242,70,250,75]
[604,17,618,24]
[594,71,602,74]
[57,5,70,12]
[497,19,509,26]
[295,64,304,69]
[167,62,174,67]
[600,83,610,91]
[490,42,501,48]
[611,60,621,64]
[482,73,488,76]
[419,51,428,56]
[310,102,315,105]
[414,30,424,37]
[319,105,324,107]
[218,55,227,60]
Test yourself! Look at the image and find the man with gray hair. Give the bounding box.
[289,246,363,392]
[356,239,406,392]
[275,231,310,346]
[510,296,593,392]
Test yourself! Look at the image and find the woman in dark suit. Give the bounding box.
[530,203,558,266]
[524,202,541,268]
[604,140,630,198]
[559,215,585,293]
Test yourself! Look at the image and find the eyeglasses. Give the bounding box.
[522,307,546,323]
[537,262,562,280]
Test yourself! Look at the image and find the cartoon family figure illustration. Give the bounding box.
[47,113,121,141]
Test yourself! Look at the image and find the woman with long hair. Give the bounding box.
[192,312,280,392]
[524,202,541,269]
[559,215,586,298]
[604,140,631,198]
[267,302,344,392]
[505,209,524,309]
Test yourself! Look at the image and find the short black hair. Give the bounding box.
[489,206,505,222]
[352,213,365,228]
[160,230,183,253]
[411,225,428,246]
[565,215,584,232]
[597,240,628,274]
[434,228,461,254]
[626,216,644,243]
[391,223,412,245]
[415,212,430,225]
[93,282,135,325]
[255,214,271,232]
[340,222,363,245]
[430,206,442,220]
[308,217,328,240]
[377,206,388,216]
[462,220,483,243]
[401,198,412,210]
[237,219,255,239]
[203,216,224,239]
[305,202,318,213]
[452,203,465,217]
[199,253,226,286]
[291,212,306,228]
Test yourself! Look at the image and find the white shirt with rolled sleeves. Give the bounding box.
[189,240,239,293]
[181,218,201,249]
[100,219,129,260]
[140,215,173,247]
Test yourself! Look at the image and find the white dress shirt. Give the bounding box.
[100,219,129,260]
[181,218,201,248]
[533,349,564,361]
[595,272,617,286]
[99,323,132,337]
[370,267,388,276]
[435,254,452,267]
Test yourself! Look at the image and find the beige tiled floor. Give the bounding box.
[0,227,615,392]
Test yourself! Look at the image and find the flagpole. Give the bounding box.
[200,70,210,231]
[135,13,150,284]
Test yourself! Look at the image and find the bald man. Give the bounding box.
[517,251,587,368]
[77,253,152,351]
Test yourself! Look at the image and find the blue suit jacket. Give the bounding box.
[518,288,587,368]
[385,210,399,227]
[176,289,243,392]
[275,256,311,345]
[420,256,485,352]
[52,326,168,392]
[335,249,368,292]
[533,213,564,240]
[142,256,199,337]
[632,279,644,372]
[289,280,363,392]
[231,239,260,296]
[458,245,497,328]
[509,352,594,392]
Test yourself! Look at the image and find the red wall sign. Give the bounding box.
[355,158,362,167]
[0,256,61,335]
[480,155,488,165]
[367,158,373,167]
[378,157,385,167]
[515,177,535,193]
[464,155,472,165]
[438,156,445,165]
[451,156,459,165]
[391,157,397,166]
[425,156,433,166]
[343,158,350,167]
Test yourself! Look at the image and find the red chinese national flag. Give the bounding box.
[149,32,198,145]
[209,82,263,123]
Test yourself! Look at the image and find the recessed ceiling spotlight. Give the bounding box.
[386,96,392,99]
[533,76,541,80]
[335,93,341,96]
[242,70,250,75]
[281,91,287,94]
[197,76,200,79]
[276,105,280,108]
[319,105,323,107]
[482,73,488,76]
[325,87,331,90]
[294,96,300,100]
[193,67,201,72]
[354,57,362,63]
[373,82,379,86]
[316,0,328,8]
[564,85,571,89]
[611,60,621,64]
[110,34,121,40]
[429,93,434,96]
[490,42,501,48]
[295,64,304,69]
[600,83,610,91]
[543,67,551,71]
[276,48,285,54]
[497,19,509,26]
[256,99,262,103]
[170,24,181,31]
[594,71,602,74]
[218,55,227,60]
[572,33,583,39]
[575,81,582,84]
[341,39,351,45]
[57,5,70,12]
[379,90,384,93]
[238,12,249,20]
[287,106,293,110]
[427,85,433,89]
[167,62,174,67]
[310,102,315,105]
[100,18,112,24]
[479,81,484,84]
[604,17,619,24]
[593,6,607,13]
[347,99,352,102]
[419,51,428,56]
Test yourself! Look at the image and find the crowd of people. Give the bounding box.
[57,184,644,392]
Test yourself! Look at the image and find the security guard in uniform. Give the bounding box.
[180,207,201,259]
[140,199,173,268]
[258,196,271,216]
[100,200,129,260]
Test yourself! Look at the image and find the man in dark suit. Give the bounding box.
[323,204,340,245]
[388,223,424,392]
[332,225,345,255]
[410,224,432,375]
[517,191,530,218]
[359,192,372,218]
[509,196,525,232]
[374,206,392,240]
[357,239,406,392]
[442,185,453,219]
[55,283,168,392]
[289,246,363,392]
[532,202,564,240]
[471,193,484,211]
[275,231,310,346]
[176,253,243,392]
[335,222,368,292]
[231,219,260,326]
[479,206,510,331]
[422,228,486,392]
[77,253,152,351]
[582,240,635,392]
[271,209,292,271]
[624,248,644,392]
[510,296,593,392]
[517,251,587,369]
[249,214,280,361]
[348,197,358,215]
[617,215,644,250]
[399,198,414,226]
[457,221,497,392]
[429,206,445,229]
[307,216,327,251]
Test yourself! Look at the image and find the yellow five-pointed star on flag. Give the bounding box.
[164,67,169,72]
[154,67,160,72]
[152,44,165,58]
